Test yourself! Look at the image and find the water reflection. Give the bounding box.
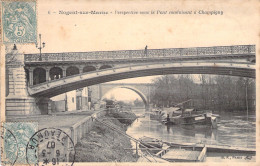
[127,109,255,149]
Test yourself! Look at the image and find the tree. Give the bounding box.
[151,75,195,107]
[150,74,255,112]
[133,98,144,107]
[151,76,171,107]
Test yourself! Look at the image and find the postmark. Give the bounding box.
[26,128,76,166]
[2,0,37,43]
[1,122,38,165]
[0,124,18,166]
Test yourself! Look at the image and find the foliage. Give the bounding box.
[150,74,255,112]
[133,98,144,107]
[104,99,116,108]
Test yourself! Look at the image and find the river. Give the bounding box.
[127,108,256,149]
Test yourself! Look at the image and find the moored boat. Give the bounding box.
[162,107,220,127]
[139,136,164,154]
[139,136,163,149]
[156,146,207,162]
[156,144,255,162]
[138,136,256,162]
[149,109,164,120]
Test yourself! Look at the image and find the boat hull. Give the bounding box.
[138,136,255,162]
[169,114,212,125]
[139,136,163,151]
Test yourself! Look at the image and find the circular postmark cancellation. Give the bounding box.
[0,124,19,166]
[26,128,75,166]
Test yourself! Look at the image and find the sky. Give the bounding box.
[15,0,257,54]
[103,88,142,102]
[103,76,157,101]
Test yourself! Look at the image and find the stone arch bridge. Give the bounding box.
[89,83,153,109]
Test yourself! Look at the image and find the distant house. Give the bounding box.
[76,88,89,110]
[51,87,89,113]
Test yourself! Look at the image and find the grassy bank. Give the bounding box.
[74,111,137,162]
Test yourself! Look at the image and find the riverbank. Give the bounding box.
[74,111,138,162]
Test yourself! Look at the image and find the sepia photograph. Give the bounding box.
[0,0,258,165]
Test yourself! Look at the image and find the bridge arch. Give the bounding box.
[101,86,148,108]
[50,67,63,80]
[83,66,96,73]
[28,62,255,98]
[66,66,79,76]
[99,65,112,70]
[33,67,46,85]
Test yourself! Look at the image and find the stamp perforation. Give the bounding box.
[1,0,37,44]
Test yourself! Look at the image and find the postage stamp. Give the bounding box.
[26,128,76,166]
[0,124,18,165]
[1,122,38,165]
[2,0,37,44]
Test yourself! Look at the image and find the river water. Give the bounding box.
[127,108,256,149]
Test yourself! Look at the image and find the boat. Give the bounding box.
[149,109,164,120]
[156,145,207,162]
[161,107,181,124]
[167,141,256,162]
[138,137,256,162]
[156,144,255,162]
[139,136,163,149]
[162,107,220,127]
[167,142,255,154]
[139,136,169,162]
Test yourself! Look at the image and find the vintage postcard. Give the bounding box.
[0,0,259,165]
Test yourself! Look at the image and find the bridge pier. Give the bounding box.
[145,105,149,111]
[5,46,41,116]
[36,97,52,115]
[145,104,153,112]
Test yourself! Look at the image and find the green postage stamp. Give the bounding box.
[2,0,37,43]
[1,122,38,165]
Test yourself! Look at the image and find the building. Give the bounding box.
[51,87,89,112]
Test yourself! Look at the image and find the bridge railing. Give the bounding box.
[24,45,255,62]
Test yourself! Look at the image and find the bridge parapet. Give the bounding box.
[24,45,255,62]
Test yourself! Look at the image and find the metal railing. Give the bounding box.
[24,45,255,62]
[92,116,164,161]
